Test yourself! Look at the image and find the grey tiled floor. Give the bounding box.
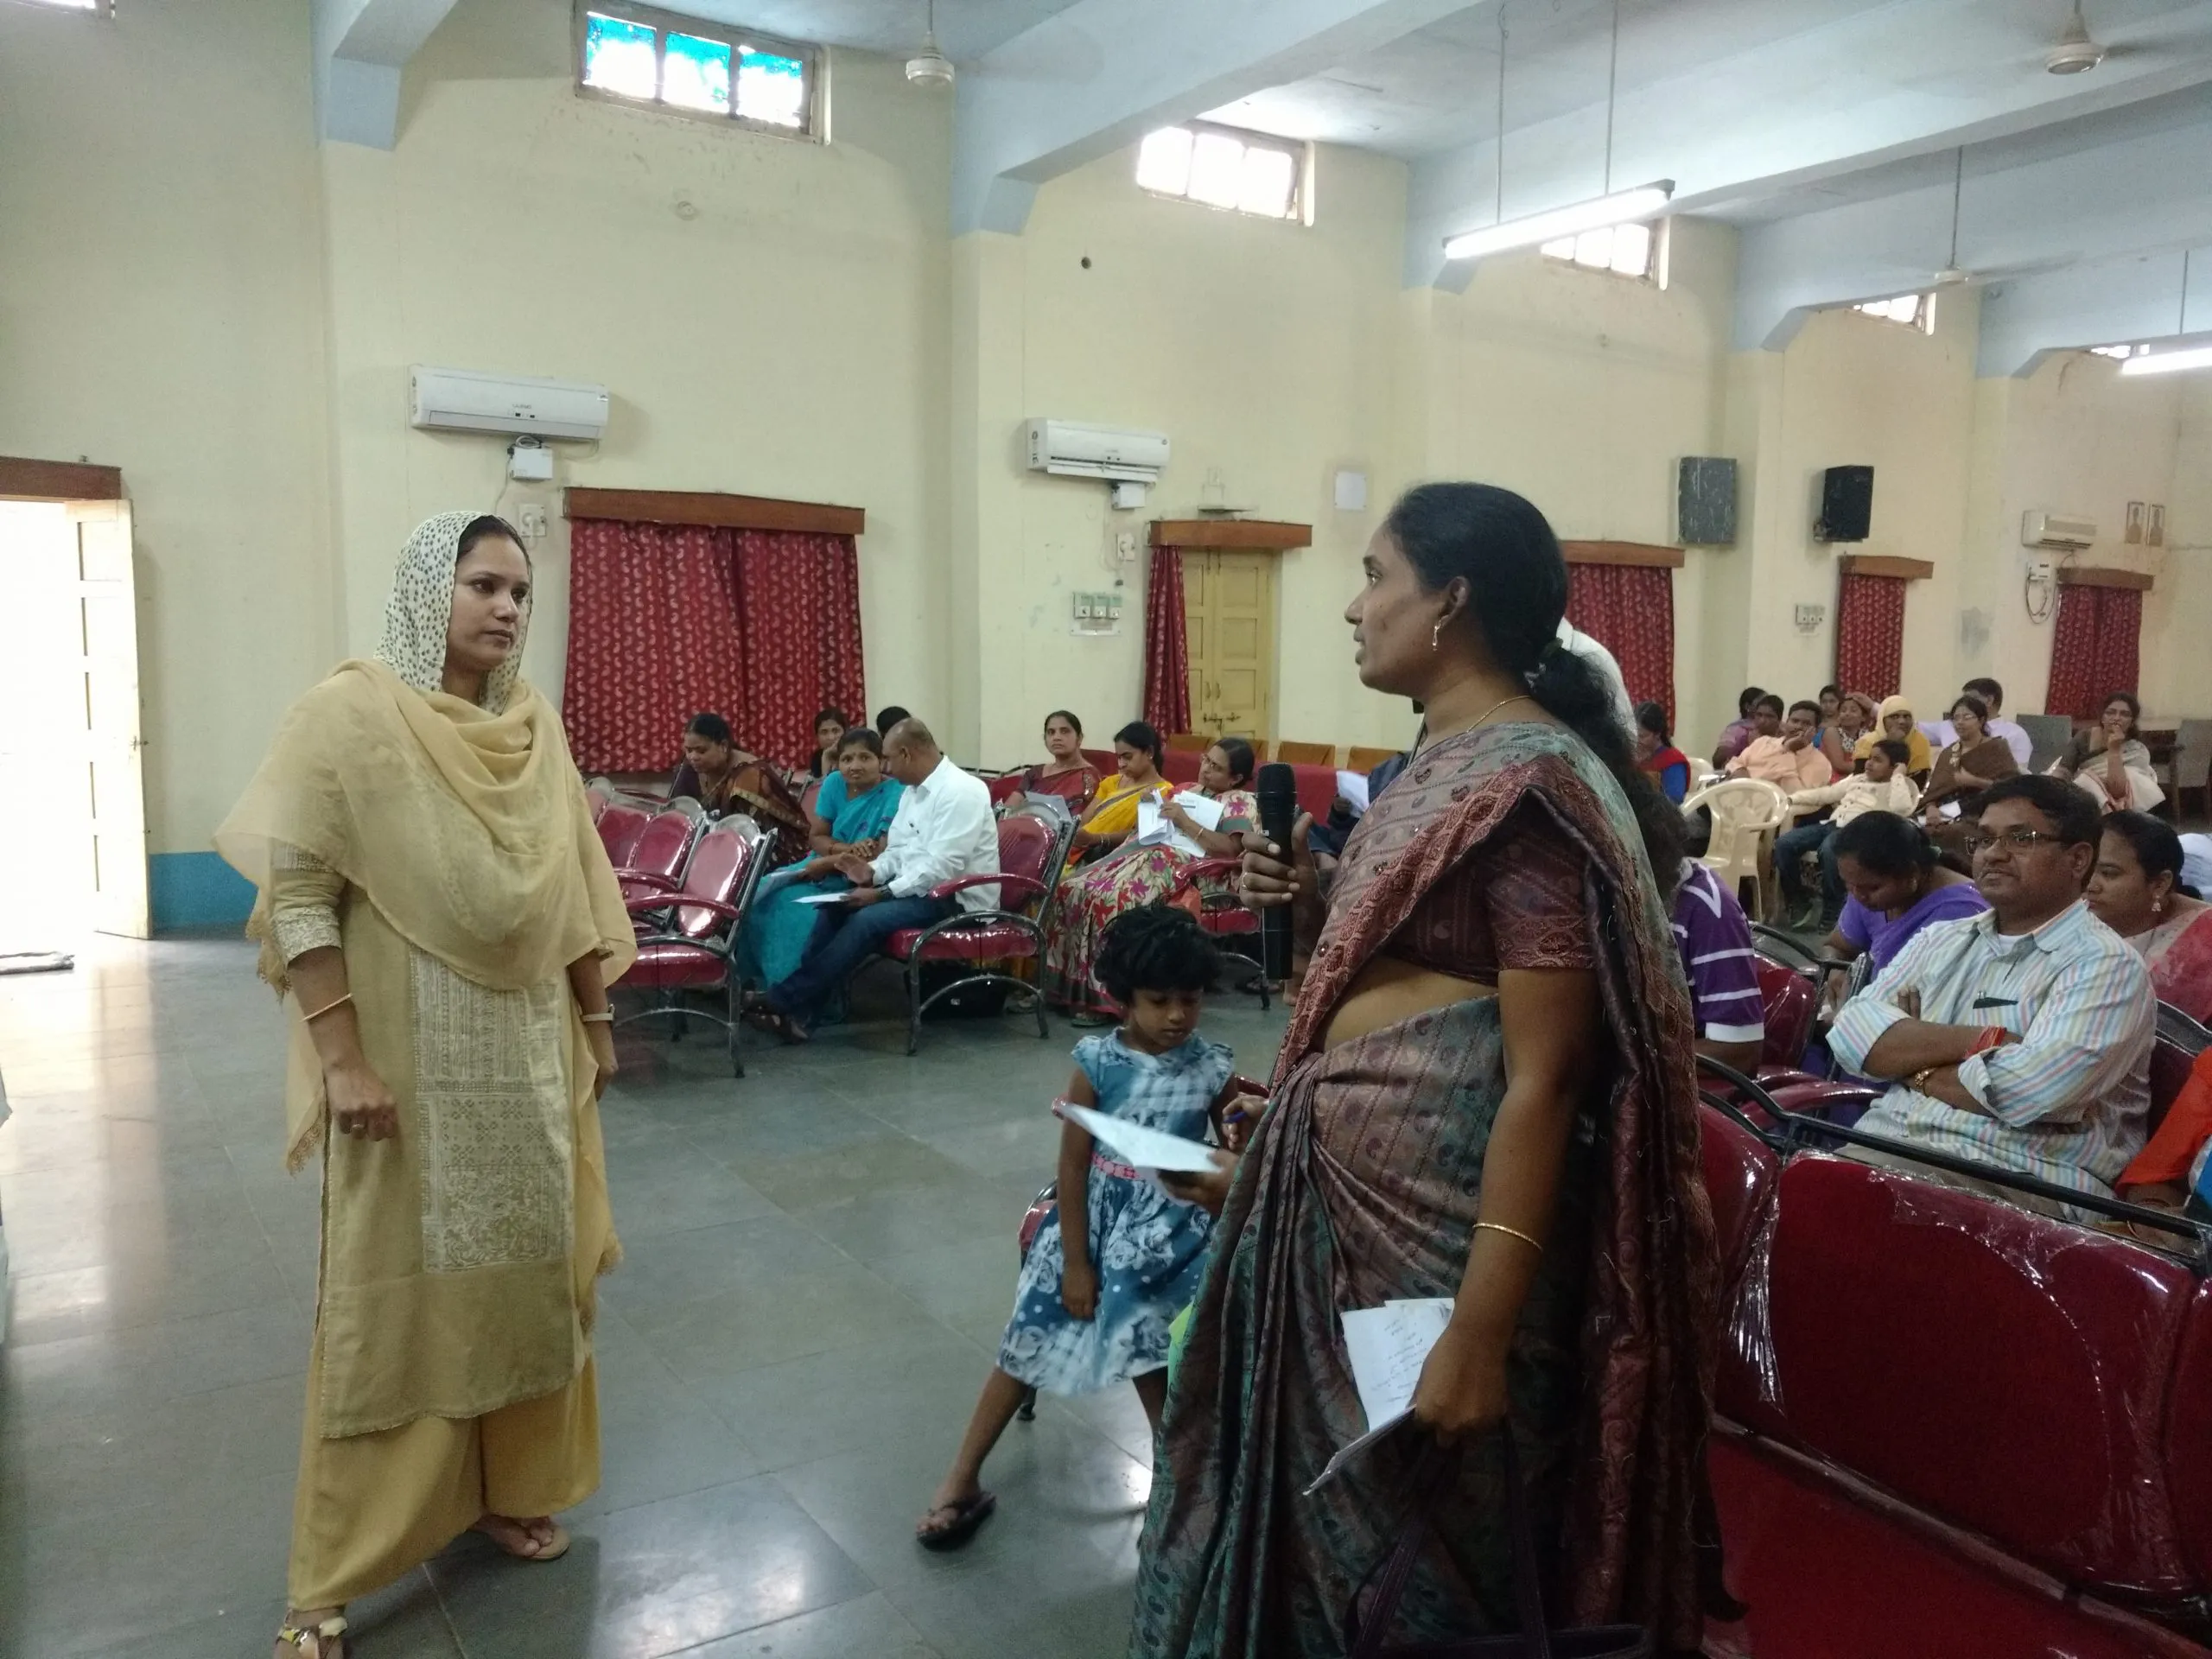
[0,937,1287,1658]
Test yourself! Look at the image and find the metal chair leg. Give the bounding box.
[906,956,924,1056]
[1016,1384,1037,1421]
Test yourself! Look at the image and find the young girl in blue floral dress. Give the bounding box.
[915,905,1257,1550]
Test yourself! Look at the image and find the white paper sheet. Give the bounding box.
[1056,1103,1221,1174]
[1134,791,1225,858]
[1302,1299,1455,1494]
[1336,770,1370,814]
[792,891,852,906]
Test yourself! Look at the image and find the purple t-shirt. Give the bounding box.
[1839,880,1990,971]
[1671,862,1766,1046]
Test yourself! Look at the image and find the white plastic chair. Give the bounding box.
[1696,777,1790,920]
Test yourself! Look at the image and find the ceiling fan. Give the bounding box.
[2046,1,2107,74]
[906,0,953,88]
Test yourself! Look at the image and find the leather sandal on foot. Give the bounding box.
[916,1491,996,1551]
[276,1613,347,1657]
[474,1515,571,1562]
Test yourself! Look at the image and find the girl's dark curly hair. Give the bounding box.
[1096,904,1220,1006]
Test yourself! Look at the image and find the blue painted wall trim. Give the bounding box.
[150,851,255,932]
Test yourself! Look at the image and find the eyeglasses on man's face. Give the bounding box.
[1966,826,2064,855]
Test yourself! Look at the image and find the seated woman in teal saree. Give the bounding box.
[1131,484,1723,1658]
[735,728,904,988]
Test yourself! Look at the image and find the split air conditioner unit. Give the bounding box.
[410,365,611,442]
[2021,510,2096,550]
[1025,420,1171,484]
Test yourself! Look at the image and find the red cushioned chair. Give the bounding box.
[617,822,769,1077]
[613,802,704,906]
[1755,956,1817,1072]
[876,815,1076,1055]
[1169,857,1270,1011]
[798,776,823,819]
[1160,748,1203,787]
[595,800,651,869]
[986,772,1027,804]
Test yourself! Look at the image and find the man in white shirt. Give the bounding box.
[1929,677,2032,769]
[761,718,999,1039]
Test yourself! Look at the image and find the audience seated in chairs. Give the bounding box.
[735,727,906,991]
[1045,737,1257,1027]
[670,711,810,863]
[1816,690,1875,777]
[1726,698,1832,792]
[2048,690,2164,814]
[753,718,997,1042]
[1001,709,1102,817]
[1930,677,2032,767]
[804,707,849,782]
[2088,810,2212,1025]
[1827,774,2153,1217]
[1712,685,1771,767]
[1635,701,1692,804]
[1071,721,1175,857]
[1670,858,1766,1073]
[1920,694,2018,860]
[1816,810,1987,1006]
[1777,738,1916,928]
[1857,695,1933,779]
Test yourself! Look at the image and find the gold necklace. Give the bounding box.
[1412,693,1535,761]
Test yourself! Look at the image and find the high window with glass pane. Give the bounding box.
[1540,220,1662,283]
[1135,123,1306,223]
[580,4,816,137]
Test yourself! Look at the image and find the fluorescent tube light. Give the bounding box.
[1443,181,1674,262]
[2120,343,2212,376]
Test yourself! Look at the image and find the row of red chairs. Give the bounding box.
[1698,1055,2212,1656]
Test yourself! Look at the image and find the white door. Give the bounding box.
[70,499,149,938]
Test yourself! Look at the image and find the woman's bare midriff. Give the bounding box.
[1322,952,1495,1050]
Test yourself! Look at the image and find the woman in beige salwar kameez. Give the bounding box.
[219,512,635,1659]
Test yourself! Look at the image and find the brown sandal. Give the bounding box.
[276,1612,347,1657]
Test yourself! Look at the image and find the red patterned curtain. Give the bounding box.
[563,520,864,772]
[1834,572,1907,699]
[1565,563,1675,721]
[1143,545,1192,734]
[2045,582,2143,717]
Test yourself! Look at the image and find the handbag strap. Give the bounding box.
[1347,1424,1553,1659]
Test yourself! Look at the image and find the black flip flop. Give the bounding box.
[916,1491,996,1551]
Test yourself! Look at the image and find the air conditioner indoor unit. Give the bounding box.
[1024,419,1171,483]
[2021,510,2096,550]
[410,365,611,442]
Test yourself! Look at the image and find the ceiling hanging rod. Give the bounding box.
[1445,0,1669,263]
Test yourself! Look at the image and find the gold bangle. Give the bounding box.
[1475,1220,1543,1254]
[300,992,353,1023]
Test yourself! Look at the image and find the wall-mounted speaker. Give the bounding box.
[1816,465,1874,543]
[1677,457,1737,545]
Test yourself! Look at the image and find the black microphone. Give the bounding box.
[1255,762,1299,982]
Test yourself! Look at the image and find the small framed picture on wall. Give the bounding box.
[2125,500,2146,543]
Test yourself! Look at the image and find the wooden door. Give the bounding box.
[71,500,149,938]
[1183,550,1276,742]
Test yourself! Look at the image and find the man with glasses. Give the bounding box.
[1828,775,2152,1215]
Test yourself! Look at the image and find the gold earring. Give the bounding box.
[1431,620,1444,652]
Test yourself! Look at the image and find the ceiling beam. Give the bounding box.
[313,0,461,149]
[1404,0,2212,290]
[952,0,1468,237]
[1978,246,2212,378]
[1732,101,2212,360]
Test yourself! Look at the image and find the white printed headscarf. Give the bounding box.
[375,511,531,711]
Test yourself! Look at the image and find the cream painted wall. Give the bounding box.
[0,0,333,859]
[2142,377,2212,721]
[1735,293,1980,728]
[1416,218,1738,747]
[323,0,954,734]
[951,143,1408,769]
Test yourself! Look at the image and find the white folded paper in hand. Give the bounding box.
[1304,1298,1456,1494]
[1336,770,1370,815]
[1055,1103,1221,1174]
[792,891,852,906]
[1134,791,1225,858]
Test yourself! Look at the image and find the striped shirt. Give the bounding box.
[1828,899,2152,1196]
[1670,861,1766,1046]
